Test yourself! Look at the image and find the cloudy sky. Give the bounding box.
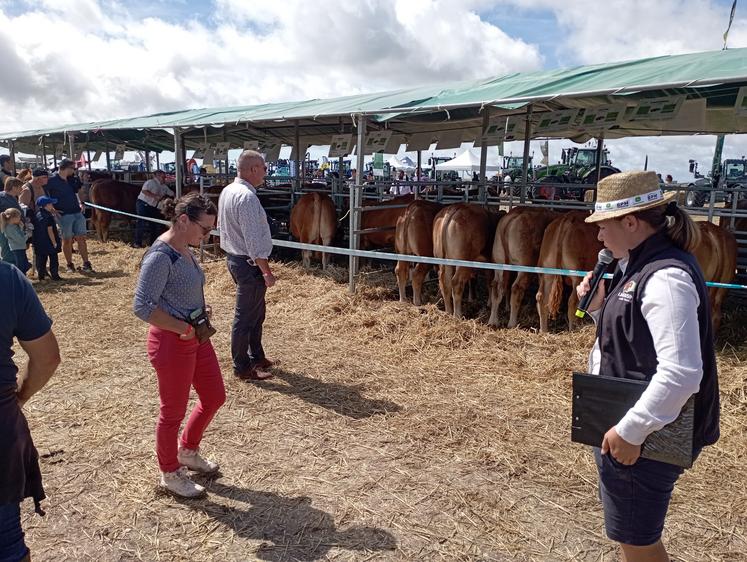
[1,0,746,179]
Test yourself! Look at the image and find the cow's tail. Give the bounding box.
[88,183,98,226]
[311,192,322,244]
[546,236,564,319]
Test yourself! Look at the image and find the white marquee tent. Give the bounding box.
[434,150,500,173]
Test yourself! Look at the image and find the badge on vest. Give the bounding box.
[617,280,636,302]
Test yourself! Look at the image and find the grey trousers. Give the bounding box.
[226,255,267,372]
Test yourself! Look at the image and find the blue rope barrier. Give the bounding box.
[83,202,747,290]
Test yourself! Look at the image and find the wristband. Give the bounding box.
[182,324,193,336]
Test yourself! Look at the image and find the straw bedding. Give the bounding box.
[16,240,747,561]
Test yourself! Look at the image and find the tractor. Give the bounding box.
[685,157,746,207]
[533,147,620,200]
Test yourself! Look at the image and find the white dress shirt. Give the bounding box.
[588,261,703,445]
[138,178,174,207]
[217,177,273,261]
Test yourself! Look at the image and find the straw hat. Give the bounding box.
[585,170,676,223]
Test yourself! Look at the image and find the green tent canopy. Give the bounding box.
[2,48,747,155]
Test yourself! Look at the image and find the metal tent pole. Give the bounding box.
[156,151,160,171]
[337,117,344,210]
[41,140,47,171]
[593,134,605,202]
[8,141,16,174]
[86,147,92,171]
[105,142,111,171]
[293,120,301,207]
[68,133,76,166]
[520,104,533,204]
[479,108,490,204]
[145,150,151,172]
[174,130,183,198]
[479,108,489,182]
[349,114,365,294]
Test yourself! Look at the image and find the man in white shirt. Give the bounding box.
[218,150,275,381]
[134,170,174,247]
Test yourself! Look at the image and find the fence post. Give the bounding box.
[349,114,366,294]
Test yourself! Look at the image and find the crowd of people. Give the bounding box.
[0,149,723,562]
[0,156,93,280]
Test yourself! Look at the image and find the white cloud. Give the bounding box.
[0,0,541,135]
[0,0,745,181]
[499,0,747,64]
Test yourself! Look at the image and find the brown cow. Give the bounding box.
[693,221,737,333]
[433,203,501,318]
[536,211,603,332]
[488,206,557,328]
[16,168,32,182]
[359,194,415,249]
[89,179,141,242]
[394,199,443,305]
[719,199,747,234]
[290,192,337,269]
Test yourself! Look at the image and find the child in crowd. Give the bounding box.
[32,196,62,281]
[0,207,30,274]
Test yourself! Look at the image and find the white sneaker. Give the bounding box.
[177,447,219,474]
[160,466,206,498]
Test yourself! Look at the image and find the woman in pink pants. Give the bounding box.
[133,192,225,498]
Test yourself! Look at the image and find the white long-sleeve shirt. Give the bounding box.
[217,177,273,261]
[588,262,703,446]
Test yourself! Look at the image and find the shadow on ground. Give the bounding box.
[250,368,401,419]
[175,480,396,561]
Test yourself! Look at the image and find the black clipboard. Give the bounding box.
[571,372,694,468]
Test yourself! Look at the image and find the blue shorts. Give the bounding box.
[58,213,87,240]
[0,502,28,561]
[594,448,683,546]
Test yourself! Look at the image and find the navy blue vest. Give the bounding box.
[597,232,720,451]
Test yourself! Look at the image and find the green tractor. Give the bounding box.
[685,157,746,207]
[533,147,620,200]
[502,155,534,195]
[502,155,533,181]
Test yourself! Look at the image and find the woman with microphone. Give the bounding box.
[576,171,719,562]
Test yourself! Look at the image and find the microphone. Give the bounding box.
[575,249,614,319]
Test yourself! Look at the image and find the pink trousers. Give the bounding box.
[147,327,225,472]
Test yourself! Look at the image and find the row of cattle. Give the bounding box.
[84,179,741,333]
[289,192,739,333]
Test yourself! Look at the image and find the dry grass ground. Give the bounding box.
[16,240,747,561]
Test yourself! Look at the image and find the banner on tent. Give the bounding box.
[474,122,508,146]
[406,132,435,151]
[114,144,125,160]
[577,105,626,131]
[535,109,581,134]
[627,96,684,122]
[192,145,205,159]
[329,134,354,157]
[436,130,463,149]
[363,131,392,154]
[737,87,747,117]
[261,141,282,162]
[244,140,260,150]
[214,142,230,160]
[383,134,404,155]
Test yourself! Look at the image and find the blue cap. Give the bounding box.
[36,196,58,207]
